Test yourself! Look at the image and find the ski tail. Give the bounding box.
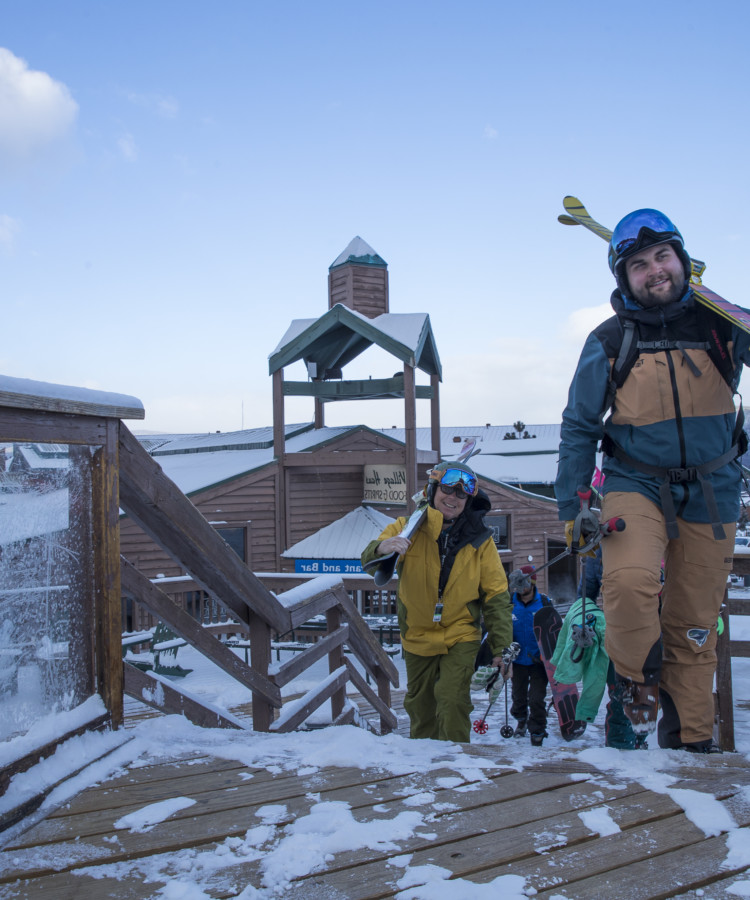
[559,195,707,282]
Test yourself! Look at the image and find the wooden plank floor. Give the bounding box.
[1,699,749,898]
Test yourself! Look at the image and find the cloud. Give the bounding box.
[0,214,19,252]
[0,47,78,160]
[118,132,138,161]
[123,89,179,119]
[484,125,498,139]
[561,302,612,342]
[439,304,613,425]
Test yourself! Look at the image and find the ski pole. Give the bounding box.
[500,678,514,739]
[472,642,520,735]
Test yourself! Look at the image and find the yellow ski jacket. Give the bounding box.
[361,503,512,657]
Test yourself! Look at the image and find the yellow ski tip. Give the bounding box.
[558,214,580,226]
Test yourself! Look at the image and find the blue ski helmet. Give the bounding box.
[608,208,692,295]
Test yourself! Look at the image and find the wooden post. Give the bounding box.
[404,363,417,512]
[92,419,123,727]
[272,369,287,559]
[251,615,273,731]
[326,606,346,721]
[68,445,96,704]
[714,588,735,751]
[430,373,441,459]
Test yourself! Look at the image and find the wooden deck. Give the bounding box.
[1,703,749,900]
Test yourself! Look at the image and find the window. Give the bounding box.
[216,527,246,562]
[486,514,510,550]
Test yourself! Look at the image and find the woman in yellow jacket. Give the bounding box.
[361,461,512,742]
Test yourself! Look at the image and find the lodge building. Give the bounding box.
[116,237,573,617]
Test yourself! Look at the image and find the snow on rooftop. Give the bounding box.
[0,488,69,545]
[282,505,395,559]
[329,236,385,268]
[0,374,143,418]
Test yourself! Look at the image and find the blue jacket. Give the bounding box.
[556,288,750,524]
[511,589,549,666]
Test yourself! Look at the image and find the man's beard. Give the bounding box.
[631,273,686,308]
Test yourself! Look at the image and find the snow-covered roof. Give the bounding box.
[379,424,562,457]
[14,445,70,470]
[0,374,144,419]
[0,488,69,545]
[470,453,560,488]
[269,304,441,379]
[149,424,313,456]
[147,426,406,496]
[329,236,387,270]
[282,505,395,559]
[136,423,564,496]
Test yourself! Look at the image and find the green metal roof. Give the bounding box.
[268,304,442,379]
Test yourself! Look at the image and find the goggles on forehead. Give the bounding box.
[437,468,478,497]
[608,209,683,273]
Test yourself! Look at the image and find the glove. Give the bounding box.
[565,519,598,558]
[470,665,498,691]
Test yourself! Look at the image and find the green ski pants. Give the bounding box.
[403,641,480,743]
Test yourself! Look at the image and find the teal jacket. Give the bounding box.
[550,597,609,722]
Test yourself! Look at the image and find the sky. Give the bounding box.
[2,1,750,434]
[1,608,749,897]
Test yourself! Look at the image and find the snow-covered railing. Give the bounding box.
[0,376,145,799]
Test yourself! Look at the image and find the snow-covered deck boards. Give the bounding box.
[1,743,748,898]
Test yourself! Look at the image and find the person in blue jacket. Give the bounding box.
[556,208,750,753]
[508,565,550,746]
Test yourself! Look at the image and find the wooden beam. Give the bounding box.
[0,408,110,445]
[91,420,123,727]
[272,625,349,688]
[121,558,281,708]
[332,584,399,686]
[282,378,433,400]
[404,363,417,513]
[430,373,441,456]
[343,657,397,732]
[269,667,349,733]
[123,663,246,730]
[250,616,274,731]
[0,712,109,797]
[117,423,290,634]
[273,369,286,560]
[0,384,143,420]
[282,450,409,467]
[327,606,346,721]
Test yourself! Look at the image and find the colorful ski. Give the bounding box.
[559,196,750,335]
[533,604,586,742]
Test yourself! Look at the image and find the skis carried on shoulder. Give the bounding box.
[558,195,750,335]
[363,443,482,586]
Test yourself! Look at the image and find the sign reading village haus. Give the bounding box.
[363,465,407,505]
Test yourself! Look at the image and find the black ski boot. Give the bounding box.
[530,731,548,747]
[513,719,527,738]
[680,739,723,754]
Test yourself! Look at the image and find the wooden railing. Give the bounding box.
[116,424,399,734]
[0,385,400,814]
[715,557,750,751]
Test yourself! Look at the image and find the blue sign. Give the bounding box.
[294,559,364,575]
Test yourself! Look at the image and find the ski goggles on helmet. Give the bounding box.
[435,467,478,497]
[608,209,684,273]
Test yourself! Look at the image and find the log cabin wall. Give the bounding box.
[481,482,566,597]
[328,263,389,317]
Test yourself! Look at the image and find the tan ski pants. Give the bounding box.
[600,491,734,746]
